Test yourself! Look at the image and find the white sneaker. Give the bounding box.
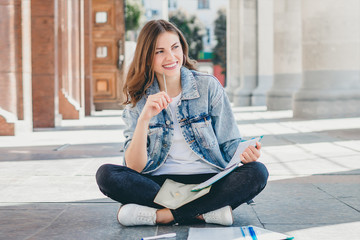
[117,204,157,226]
[202,206,233,226]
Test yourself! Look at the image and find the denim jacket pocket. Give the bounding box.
[192,120,217,149]
[147,126,163,158]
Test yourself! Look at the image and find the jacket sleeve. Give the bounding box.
[209,79,243,163]
[121,105,140,164]
[122,104,154,169]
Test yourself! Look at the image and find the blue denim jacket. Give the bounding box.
[122,67,243,174]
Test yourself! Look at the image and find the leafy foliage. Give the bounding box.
[213,8,226,76]
[125,0,143,31]
[169,9,206,60]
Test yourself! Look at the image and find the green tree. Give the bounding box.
[125,0,143,31]
[213,8,226,76]
[169,9,206,60]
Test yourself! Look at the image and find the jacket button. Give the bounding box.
[163,144,168,148]
[166,120,171,125]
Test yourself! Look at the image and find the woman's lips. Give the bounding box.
[163,62,178,70]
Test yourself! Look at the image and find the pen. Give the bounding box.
[240,227,246,238]
[248,226,258,240]
[163,73,167,94]
[141,232,176,240]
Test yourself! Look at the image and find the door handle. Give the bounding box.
[117,39,125,70]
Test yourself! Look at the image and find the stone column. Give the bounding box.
[31,0,60,127]
[267,0,302,110]
[18,0,33,133]
[84,0,94,116]
[252,0,273,106]
[0,0,34,135]
[233,0,258,106]
[226,0,242,101]
[58,0,82,119]
[0,1,17,135]
[293,0,360,118]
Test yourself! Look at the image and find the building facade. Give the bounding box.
[227,0,360,118]
[142,0,227,57]
[0,0,126,136]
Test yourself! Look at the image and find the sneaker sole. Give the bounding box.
[117,205,123,225]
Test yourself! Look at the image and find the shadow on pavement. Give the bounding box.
[0,169,359,240]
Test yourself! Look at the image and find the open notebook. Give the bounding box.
[153,136,263,209]
[188,226,294,240]
[191,136,263,192]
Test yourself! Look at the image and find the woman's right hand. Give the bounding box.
[139,91,172,123]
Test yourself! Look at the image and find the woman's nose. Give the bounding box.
[164,50,175,60]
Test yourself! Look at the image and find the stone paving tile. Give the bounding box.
[314,181,360,211]
[0,142,123,162]
[276,157,352,175]
[76,156,125,176]
[0,204,66,240]
[0,158,93,178]
[262,144,317,161]
[336,140,360,152]
[253,180,360,225]
[26,203,121,240]
[258,134,292,147]
[264,222,360,240]
[0,176,104,203]
[280,132,341,145]
[237,124,270,137]
[0,156,123,178]
[298,142,359,158]
[326,155,360,170]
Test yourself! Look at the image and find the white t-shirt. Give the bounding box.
[151,93,220,175]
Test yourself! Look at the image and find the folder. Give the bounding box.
[154,179,211,209]
[191,136,263,192]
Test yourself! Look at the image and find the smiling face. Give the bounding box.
[152,31,183,79]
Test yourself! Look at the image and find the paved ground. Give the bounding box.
[0,106,359,240]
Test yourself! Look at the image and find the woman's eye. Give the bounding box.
[173,45,179,49]
[155,50,163,54]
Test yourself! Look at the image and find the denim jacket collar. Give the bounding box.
[145,67,200,100]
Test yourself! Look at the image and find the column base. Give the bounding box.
[251,75,273,106]
[0,109,16,136]
[0,116,15,136]
[233,90,252,106]
[59,90,81,120]
[267,89,295,110]
[267,95,293,110]
[225,87,234,102]
[94,101,125,111]
[293,90,360,119]
[266,73,302,110]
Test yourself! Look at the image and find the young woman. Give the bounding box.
[96,19,268,226]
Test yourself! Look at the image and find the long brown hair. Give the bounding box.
[123,19,197,106]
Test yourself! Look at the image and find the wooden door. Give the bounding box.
[92,0,125,110]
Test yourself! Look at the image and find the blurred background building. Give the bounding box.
[0,0,359,136]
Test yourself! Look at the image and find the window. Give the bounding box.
[198,0,209,9]
[168,0,177,9]
[96,46,108,58]
[95,12,107,23]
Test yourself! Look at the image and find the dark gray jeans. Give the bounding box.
[96,161,268,224]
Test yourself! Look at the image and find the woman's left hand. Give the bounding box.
[240,142,261,164]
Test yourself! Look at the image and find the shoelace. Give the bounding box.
[135,207,155,223]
